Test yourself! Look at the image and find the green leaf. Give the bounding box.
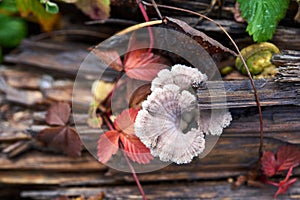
[237,0,290,42]
[75,0,110,20]
[0,14,27,47]
[0,0,18,14]
[45,1,59,14]
[16,0,60,31]
[0,47,2,63]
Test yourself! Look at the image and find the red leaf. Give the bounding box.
[267,166,298,198]
[37,126,82,157]
[46,102,71,126]
[274,177,298,198]
[120,134,154,164]
[125,59,168,81]
[37,127,63,144]
[261,151,277,177]
[97,130,120,163]
[62,127,82,157]
[261,145,300,177]
[114,108,139,135]
[93,49,123,72]
[97,108,153,164]
[276,145,300,172]
[123,32,169,81]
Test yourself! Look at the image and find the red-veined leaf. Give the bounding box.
[46,102,71,126]
[261,145,300,177]
[125,61,168,81]
[97,130,120,163]
[123,32,169,81]
[276,145,300,172]
[261,151,277,177]
[120,134,154,164]
[114,108,139,135]
[125,32,147,58]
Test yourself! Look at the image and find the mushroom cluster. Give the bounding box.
[135,64,232,164]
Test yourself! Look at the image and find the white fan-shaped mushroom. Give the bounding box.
[135,64,232,164]
[150,64,207,91]
[135,84,205,164]
[171,64,207,90]
[150,69,173,91]
[199,109,232,136]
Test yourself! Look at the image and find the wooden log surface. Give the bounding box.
[1,7,300,199]
[19,181,300,200]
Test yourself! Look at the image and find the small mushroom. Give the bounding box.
[135,84,205,164]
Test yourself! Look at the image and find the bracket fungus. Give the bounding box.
[135,64,232,164]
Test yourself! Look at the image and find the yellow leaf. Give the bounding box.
[75,0,110,20]
[91,80,115,102]
[16,0,60,32]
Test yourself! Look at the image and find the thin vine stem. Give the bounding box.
[136,0,154,52]
[103,114,147,200]
[122,145,147,200]
[142,1,264,156]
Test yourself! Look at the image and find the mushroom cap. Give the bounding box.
[135,84,205,164]
[199,109,232,136]
[151,64,207,91]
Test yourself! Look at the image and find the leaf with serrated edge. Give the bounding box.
[97,130,120,163]
[237,0,289,42]
[261,151,277,177]
[123,32,169,81]
[114,108,139,135]
[276,145,300,172]
[261,145,300,177]
[120,134,153,164]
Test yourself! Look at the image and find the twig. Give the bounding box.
[102,114,114,131]
[136,0,154,52]
[151,0,162,19]
[142,2,264,156]
[116,20,162,36]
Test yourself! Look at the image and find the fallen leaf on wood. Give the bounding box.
[163,17,237,56]
[37,102,82,157]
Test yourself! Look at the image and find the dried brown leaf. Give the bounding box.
[46,102,71,126]
[164,17,236,56]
